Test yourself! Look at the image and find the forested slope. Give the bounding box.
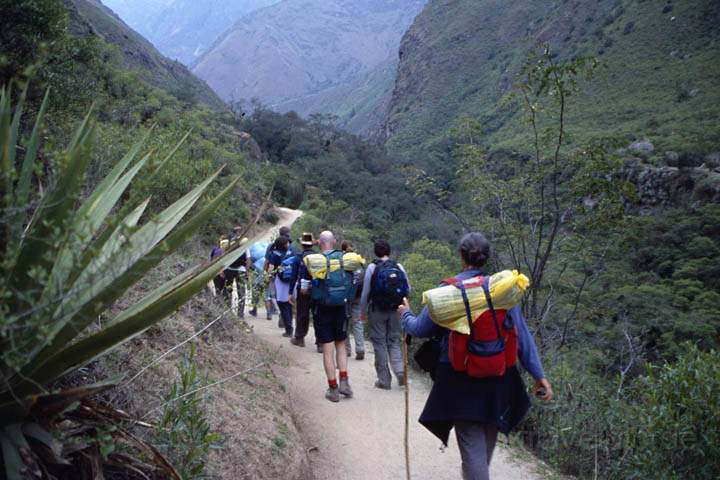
[385,0,720,166]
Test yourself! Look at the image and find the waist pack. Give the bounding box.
[370,259,409,310]
[446,276,518,378]
[311,250,353,306]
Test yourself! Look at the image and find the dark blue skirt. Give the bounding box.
[419,363,530,445]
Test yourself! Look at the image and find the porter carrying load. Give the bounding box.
[422,269,530,335]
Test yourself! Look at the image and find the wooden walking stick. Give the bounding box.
[402,331,411,480]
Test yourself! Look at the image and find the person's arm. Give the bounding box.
[512,306,553,401]
[398,299,436,337]
[358,263,375,319]
[398,263,411,294]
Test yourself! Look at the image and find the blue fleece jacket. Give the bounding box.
[401,268,546,380]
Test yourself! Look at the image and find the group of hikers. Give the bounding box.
[211,226,553,480]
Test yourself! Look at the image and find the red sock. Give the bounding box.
[328,378,338,388]
[339,371,348,380]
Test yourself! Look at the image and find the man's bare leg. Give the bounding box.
[322,342,337,380]
[335,340,348,372]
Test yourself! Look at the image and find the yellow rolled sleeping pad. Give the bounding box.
[422,270,530,335]
[303,252,366,279]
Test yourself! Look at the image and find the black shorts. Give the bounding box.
[313,304,348,344]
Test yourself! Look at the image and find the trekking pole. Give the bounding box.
[402,331,411,480]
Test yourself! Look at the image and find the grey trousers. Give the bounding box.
[368,306,404,386]
[346,301,365,355]
[454,422,498,480]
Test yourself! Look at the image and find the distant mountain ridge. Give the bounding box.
[192,0,426,135]
[102,0,281,64]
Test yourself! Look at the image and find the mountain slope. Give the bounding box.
[193,0,425,134]
[384,0,720,164]
[102,0,281,64]
[67,0,226,109]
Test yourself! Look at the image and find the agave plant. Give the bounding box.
[0,86,249,479]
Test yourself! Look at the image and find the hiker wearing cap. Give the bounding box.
[399,232,553,480]
[300,230,353,402]
[359,239,411,389]
[291,232,318,348]
[341,240,366,360]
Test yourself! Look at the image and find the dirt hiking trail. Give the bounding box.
[247,208,547,479]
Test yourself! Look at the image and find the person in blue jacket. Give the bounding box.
[398,232,553,480]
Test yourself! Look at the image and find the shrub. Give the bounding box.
[157,344,223,480]
[521,360,635,478]
[628,344,720,479]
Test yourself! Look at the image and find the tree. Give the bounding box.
[446,47,631,346]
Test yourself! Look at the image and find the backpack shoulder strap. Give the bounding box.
[481,276,503,341]
[457,283,475,338]
[370,260,384,288]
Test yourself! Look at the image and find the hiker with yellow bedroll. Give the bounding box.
[341,240,366,360]
[398,232,553,480]
[301,231,365,402]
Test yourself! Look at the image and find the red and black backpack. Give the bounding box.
[445,275,518,378]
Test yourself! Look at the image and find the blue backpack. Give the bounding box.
[268,248,293,268]
[311,250,353,306]
[279,254,300,284]
[370,259,409,310]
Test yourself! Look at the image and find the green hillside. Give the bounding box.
[381,1,720,478]
[1,0,265,237]
[385,0,720,165]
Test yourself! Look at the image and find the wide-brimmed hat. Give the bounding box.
[299,232,315,246]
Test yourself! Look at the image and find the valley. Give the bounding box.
[1,1,718,479]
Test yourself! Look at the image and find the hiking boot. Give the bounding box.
[339,378,353,398]
[325,387,340,403]
[374,380,391,390]
[355,352,365,361]
[290,337,305,348]
[249,308,257,317]
[282,332,293,338]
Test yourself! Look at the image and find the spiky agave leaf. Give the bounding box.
[0,87,250,480]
